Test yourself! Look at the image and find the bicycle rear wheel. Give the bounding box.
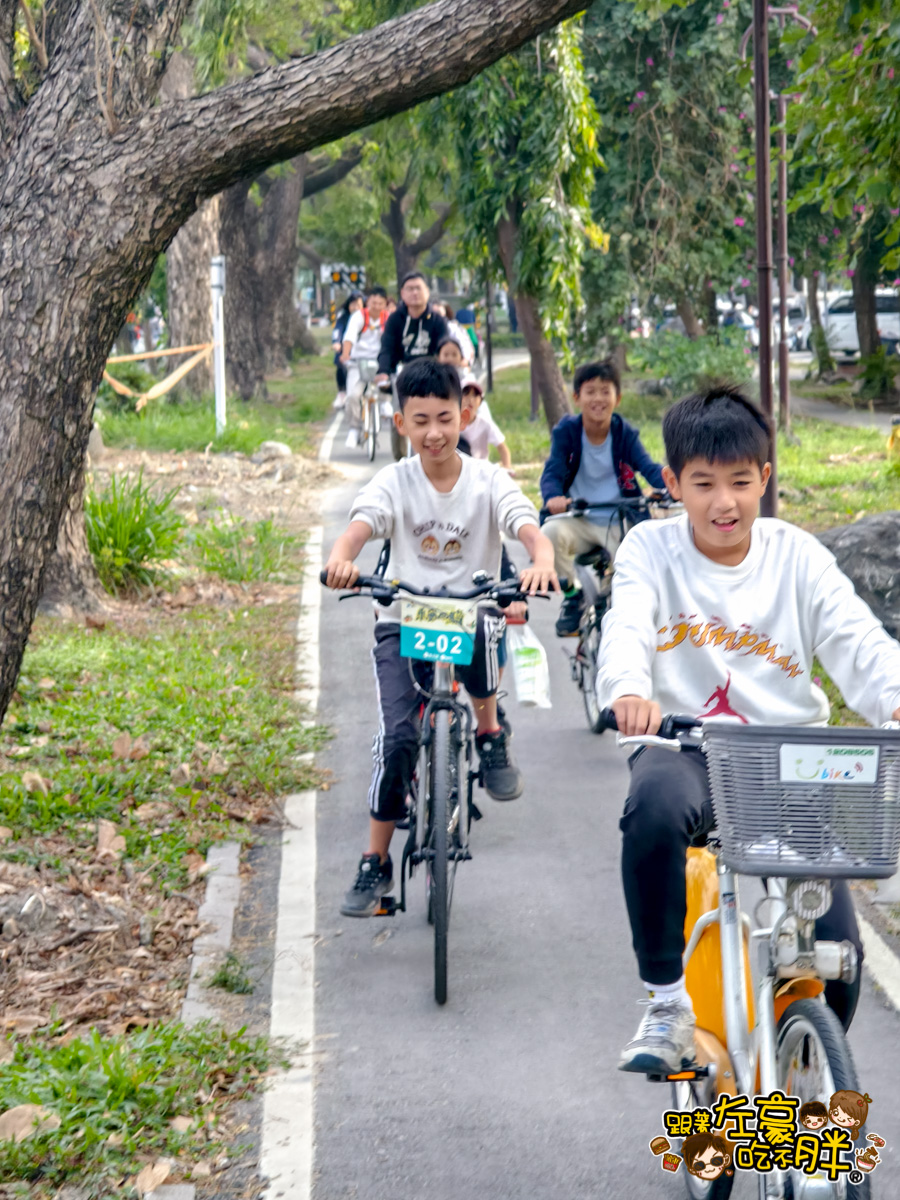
[669,1078,736,1199]
[579,615,606,735]
[777,998,870,1199]
[426,710,453,1005]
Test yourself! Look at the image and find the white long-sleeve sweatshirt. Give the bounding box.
[350,453,538,622]
[596,514,900,728]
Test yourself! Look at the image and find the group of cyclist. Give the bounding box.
[322,288,900,1078]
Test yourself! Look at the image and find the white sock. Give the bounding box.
[643,977,690,1008]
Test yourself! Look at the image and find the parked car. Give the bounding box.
[720,307,760,348]
[799,289,900,357]
[773,296,807,350]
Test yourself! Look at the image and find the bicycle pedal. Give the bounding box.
[646,1063,709,1083]
[375,897,398,917]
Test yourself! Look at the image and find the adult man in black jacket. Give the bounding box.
[375,272,450,383]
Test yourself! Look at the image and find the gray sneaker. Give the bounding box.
[340,853,393,917]
[618,999,696,1074]
[476,729,523,801]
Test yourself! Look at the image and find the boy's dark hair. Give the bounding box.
[367,285,388,300]
[799,1101,828,1123]
[662,382,772,477]
[397,358,462,411]
[400,270,427,288]
[573,359,621,397]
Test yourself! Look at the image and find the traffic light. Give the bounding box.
[331,270,342,285]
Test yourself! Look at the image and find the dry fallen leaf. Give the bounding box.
[191,1160,213,1179]
[21,771,50,796]
[107,1131,124,1146]
[183,852,208,883]
[0,827,12,842]
[85,614,106,630]
[171,763,192,786]
[129,734,151,761]
[37,678,56,690]
[135,1159,173,1195]
[96,819,126,860]
[112,733,132,761]
[206,751,228,776]
[0,1040,13,1064]
[0,1103,61,1142]
[133,801,170,824]
[3,1014,46,1034]
[169,1115,193,1134]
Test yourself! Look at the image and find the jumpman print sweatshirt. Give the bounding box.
[596,514,900,727]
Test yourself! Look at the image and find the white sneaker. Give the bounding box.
[618,998,696,1074]
[332,392,346,410]
[345,429,360,448]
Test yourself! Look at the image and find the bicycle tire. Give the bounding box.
[777,998,870,1200]
[366,401,377,462]
[579,617,606,735]
[429,709,452,1005]
[669,1078,736,1200]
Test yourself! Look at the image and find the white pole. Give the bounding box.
[211,255,227,438]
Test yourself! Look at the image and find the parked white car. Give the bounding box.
[799,289,900,357]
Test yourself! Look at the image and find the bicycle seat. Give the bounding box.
[575,546,611,571]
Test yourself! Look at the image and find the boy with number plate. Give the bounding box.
[324,358,558,917]
[597,383,900,1075]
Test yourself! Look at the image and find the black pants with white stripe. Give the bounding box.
[368,609,506,823]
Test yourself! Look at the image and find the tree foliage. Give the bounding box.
[450,20,602,352]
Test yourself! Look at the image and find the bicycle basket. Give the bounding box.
[702,723,900,878]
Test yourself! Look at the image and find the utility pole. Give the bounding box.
[210,255,227,439]
[752,0,777,517]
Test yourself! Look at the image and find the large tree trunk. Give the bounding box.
[676,294,702,340]
[38,468,109,617]
[806,272,822,332]
[0,0,591,725]
[496,210,571,428]
[219,180,270,401]
[852,261,879,358]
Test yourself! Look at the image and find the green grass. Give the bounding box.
[85,471,185,594]
[190,512,300,583]
[208,952,255,995]
[0,1020,278,1194]
[488,366,900,529]
[97,356,337,458]
[0,602,327,890]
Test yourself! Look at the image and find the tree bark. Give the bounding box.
[381,183,454,284]
[38,469,110,617]
[806,272,821,331]
[676,294,701,340]
[852,261,880,359]
[0,0,590,725]
[496,210,571,428]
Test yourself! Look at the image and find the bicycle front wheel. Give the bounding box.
[579,617,606,735]
[427,709,454,1005]
[669,1078,736,1200]
[777,998,870,1200]
[366,401,377,462]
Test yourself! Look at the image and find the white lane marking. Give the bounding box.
[319,411,343,463]
[295,525,323,717]
[259,790,317,1200]
[260,531,324,1199]
[857,913,900,1014]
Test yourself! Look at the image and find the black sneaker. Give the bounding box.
[555,590,585,637]
[340,853,393,917]
[476,730,524,801]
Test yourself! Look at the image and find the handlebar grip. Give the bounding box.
[599,709,699,737]
[599,708,619,731]
[319,569,329,586]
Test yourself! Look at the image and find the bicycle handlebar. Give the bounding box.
[599,708,700,739]
[319,570,541,608]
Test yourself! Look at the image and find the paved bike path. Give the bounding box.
[311,438,900,1199]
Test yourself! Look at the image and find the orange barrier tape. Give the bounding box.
[107,343,214,364]
[103,344,215,411]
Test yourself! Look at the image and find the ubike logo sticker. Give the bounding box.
[779,744,880,785]
[652,1090,884,1183]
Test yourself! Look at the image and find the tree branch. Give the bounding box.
[303,146,364,197]
[148,0,589,202]
[407,203,455,257]
[18,0,48,70]
[0,0,20,137]
[297,240,324,270]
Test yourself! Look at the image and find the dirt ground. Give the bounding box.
[89,442,335,536]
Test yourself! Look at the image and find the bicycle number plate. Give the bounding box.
[399,598,476,665]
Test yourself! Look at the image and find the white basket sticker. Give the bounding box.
[779,743,880,785]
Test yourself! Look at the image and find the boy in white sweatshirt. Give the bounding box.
[324,358,557,917]
[597,383,900,1075]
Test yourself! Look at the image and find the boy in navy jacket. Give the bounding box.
[540,360,664,636]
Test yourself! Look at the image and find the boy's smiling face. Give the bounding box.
[663,456,771,566]
[396,393,461,466]
[575,376,620,438]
